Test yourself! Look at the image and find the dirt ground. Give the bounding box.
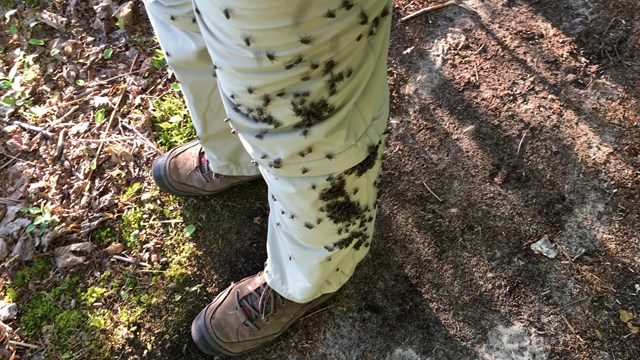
[1,0,639,359]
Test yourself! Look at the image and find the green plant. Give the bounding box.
[21,205,56,235]
[21,292,60,337]
[13,257,51,287]
[151,49,167,69]
[152,92,195,150]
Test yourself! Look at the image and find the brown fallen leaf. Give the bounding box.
[103,242,126,255]
[619,309,636,323]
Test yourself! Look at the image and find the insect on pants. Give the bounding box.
[142,0,392,303]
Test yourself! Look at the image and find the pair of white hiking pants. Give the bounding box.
[143,0,392,303]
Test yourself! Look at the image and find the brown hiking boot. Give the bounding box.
[152,140,260,197]
[191,273,333,356]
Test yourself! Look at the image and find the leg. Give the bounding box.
[188,0,392,355]
[142,0,261,196]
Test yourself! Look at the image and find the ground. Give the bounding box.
[0,0,638,359]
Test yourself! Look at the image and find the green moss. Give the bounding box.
[82,286,110,306]
[120,208,144,249]
[3,287,18,302]
[22,292,60,337]
[92,226,116,248]
[121,182,143,201]
[54,309,87,339]
[152,92,195,150]
[14,257,52,287]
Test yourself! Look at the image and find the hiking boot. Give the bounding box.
[152,140,260,197]
[191,272,333,356]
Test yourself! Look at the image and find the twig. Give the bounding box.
[550,297,589,314]
[0,118,54,139]
[92,69,143,86]
[84,85,127,190]
[9,340,41,350]
[516,129,528,155]
[56,105,80,124]
[422,181,443,202]
[0,197,23,205]
[301,304,334,320]
[55,128,66,161]
[0,151,37,165]
[112,255,149,267]
[400,0,476,22]
[0,158,16,172]
[120,121,163,154]
[472,44,486,55]
[73,136,136,143]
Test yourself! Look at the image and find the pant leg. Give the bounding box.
[142,0,259,176]
[189,0,392,302]
[262,141,385,303]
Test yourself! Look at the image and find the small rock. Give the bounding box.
[0,301,18,321]
[530,235,558,259]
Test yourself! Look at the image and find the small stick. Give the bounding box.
[55,128,66,161]
[572,248,586,262]
[516,129,528,155]
[73,136,136,143]
[0,118,54,139]
[9,340,41,350]
[120,121,163,154]
[112,255,149,267]
[472,44,486,55]
[422,181,443,202]
[0,151,36,165]
[84,85,127,190]
[56,105,80,124]
[550,297,589,314]
[401,0,476,22]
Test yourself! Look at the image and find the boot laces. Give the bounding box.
[196,148,220,182]
[235,284,285,330]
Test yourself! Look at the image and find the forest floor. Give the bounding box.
[0,0,638,359]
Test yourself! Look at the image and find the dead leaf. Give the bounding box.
[54,242,94,268]
[619,309,636,323]
[103,242,125,255]
[594,329,602,340]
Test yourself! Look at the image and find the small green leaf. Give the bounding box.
[23,69,37,82]
[184,224,196,236]
[171,82,181,91]
[10,23,17,34]
[103,48,113,60]
[50,48,60,57]
[28,38,45,46]
[26,223,36,233]
[116,17,124,31]
[95,108,106,123]
[33,215,45,225]
[90,158,97,170]
[130,229,139,242]
[75,79,85,86]
[21,206,41,215]
[1,97,16,106]
[0,80,12,89]
[120,291,128,299]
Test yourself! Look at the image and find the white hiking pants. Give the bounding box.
[143,0,392,303]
